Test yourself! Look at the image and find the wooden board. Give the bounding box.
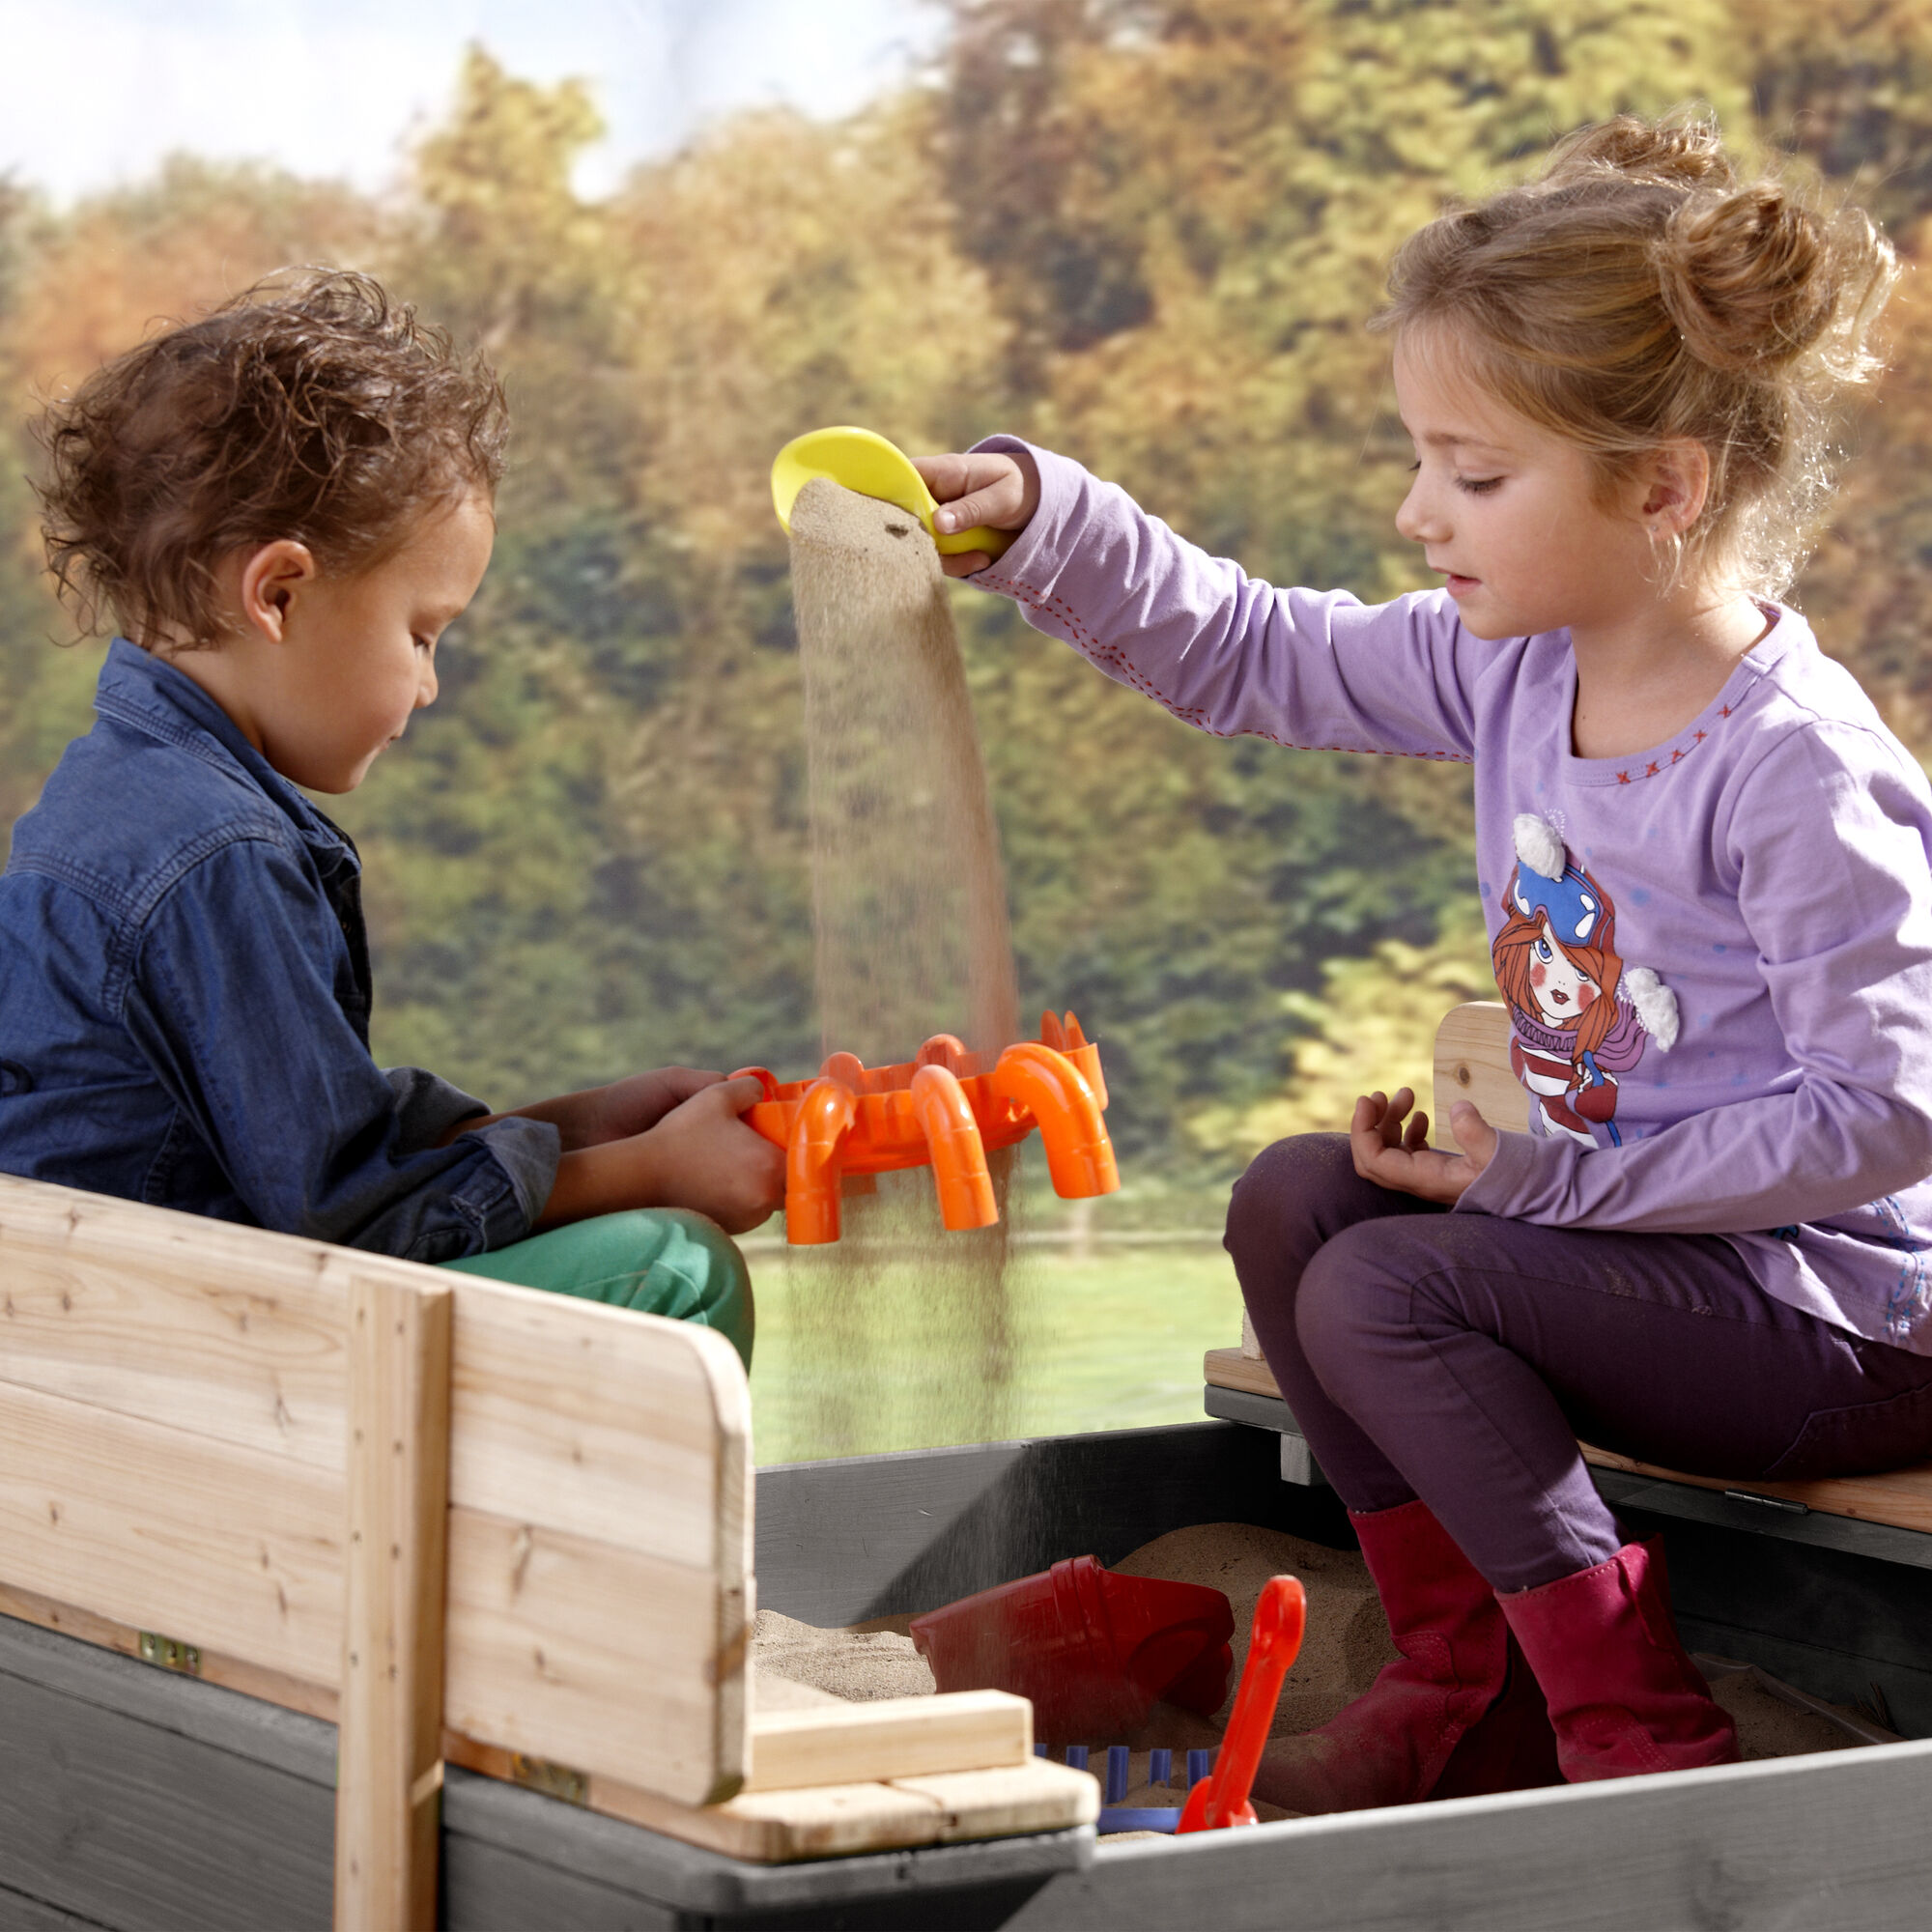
[1204,1348,1932,1537]
[470,1741,1098,1864]
[1203,1347,1285,1402]
[745,1690,1030,1792]
[1431,998,1530,1143]
[1000,1743,1932,1932]
[0,1173,753,1809]
[335,1272,450,1931]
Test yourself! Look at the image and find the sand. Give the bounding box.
[752,1606,936,1705]
[749,1522,1896,1805]
[780,475,1025,1463]
[787,475,1017,1066]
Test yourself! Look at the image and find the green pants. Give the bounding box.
[439,1208,753,1369]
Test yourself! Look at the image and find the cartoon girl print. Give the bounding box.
[1492,815,1677,1150]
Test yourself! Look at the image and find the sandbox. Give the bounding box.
[14,1415,1932,1928]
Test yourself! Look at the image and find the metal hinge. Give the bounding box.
[510,1753,588,1806]
[137,1631,202,1675]
[1722,1490,1810,1517]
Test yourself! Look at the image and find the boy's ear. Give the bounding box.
[1638,439,1712,537]
[236,539,319,643]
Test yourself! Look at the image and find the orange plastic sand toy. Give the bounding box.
[733,1011,1119,1245]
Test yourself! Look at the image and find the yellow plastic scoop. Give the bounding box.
[772,426,1014,562]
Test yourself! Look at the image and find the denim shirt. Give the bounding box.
[0,639,559,1260]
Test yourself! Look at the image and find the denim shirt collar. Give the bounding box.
[94,638,358,869]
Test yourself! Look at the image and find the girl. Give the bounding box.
[918,115,1930,1806]
[0,271,782,1364]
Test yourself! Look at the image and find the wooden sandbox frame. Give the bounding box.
[0,1173,1091,1928]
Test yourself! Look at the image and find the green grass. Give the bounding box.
[746,1239,1243,1464]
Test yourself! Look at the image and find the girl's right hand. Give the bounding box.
[913,450,1041,577]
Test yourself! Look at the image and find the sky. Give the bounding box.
[0,0,949,203]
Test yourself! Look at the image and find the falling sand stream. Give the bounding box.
[781,476,1024,1458]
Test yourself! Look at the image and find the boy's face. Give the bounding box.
[190,490,496,793]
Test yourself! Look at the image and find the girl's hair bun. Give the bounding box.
[1656,185,1856,373]
[1548,114,1735,193]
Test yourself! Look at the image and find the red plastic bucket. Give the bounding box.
[909,1555,1235,1738]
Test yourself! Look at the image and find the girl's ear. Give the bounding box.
[236,539,319,643]
[1638,439,1711,538]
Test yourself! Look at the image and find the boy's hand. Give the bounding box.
[913,450,1041,578]
[1349,1088,1497,1205]
[590,1066,729,1145]
[626,1075,786,1235]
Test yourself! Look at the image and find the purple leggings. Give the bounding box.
[1225,1136,1932,1591]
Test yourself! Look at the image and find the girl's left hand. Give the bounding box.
[1350,1088,1497,1204]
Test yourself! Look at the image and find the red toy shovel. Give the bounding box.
[1177,1575,1307,1833]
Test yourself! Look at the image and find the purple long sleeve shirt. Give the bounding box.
[971,439,1932,1353]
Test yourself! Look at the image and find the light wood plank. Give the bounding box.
[0,1174,350,1468]
[891,1761,1098,1843]
[1432,999,1529,1144]
[0,1577,340,1724]
[1204,1347,1282,1400]
[0,1377,342,1681]
[745,1690,1029,1792]
[335,1274,451,1932]
[446,1278,748,1567]
[1577,1443,1932,1533]
[1206,1344,1932,1538]
[442,1506,743,1804]
[542,1752,1094,1864]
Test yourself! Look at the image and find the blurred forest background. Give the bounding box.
[6,0,1932,1233]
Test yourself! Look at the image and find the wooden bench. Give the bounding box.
[0,1174,1092,1928]
[1206,1001,1932,1565]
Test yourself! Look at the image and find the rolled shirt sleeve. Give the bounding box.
[123,838,558,1262]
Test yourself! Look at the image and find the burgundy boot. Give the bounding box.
[1496,1536,1739,1781]
[1252,1499,1560,1815]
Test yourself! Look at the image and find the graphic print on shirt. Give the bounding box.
[1491,815,1675,1150]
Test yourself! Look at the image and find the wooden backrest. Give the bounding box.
[0,1172,752,1807]
[1432,1000,1528,1143]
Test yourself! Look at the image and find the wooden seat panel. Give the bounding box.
[1204,998,1932,1539]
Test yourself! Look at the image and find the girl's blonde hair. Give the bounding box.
[1374,114,1898,596]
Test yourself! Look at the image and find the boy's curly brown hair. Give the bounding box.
[32,269,508,650]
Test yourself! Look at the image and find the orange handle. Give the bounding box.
[1177,1576,1305,1833]
[785,1076,856,1244]
[988,1042,1119,1199]
[910,1065,997,1231]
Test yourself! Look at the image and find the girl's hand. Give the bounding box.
[1350,1088,1497,1205]
[912,450,1041,578]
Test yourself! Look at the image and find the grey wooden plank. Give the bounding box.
[1203,1385,1329,1485]
[0,1614,333,1785]
[441,1834,679,1932]
[442,1769,1092,1919]
[0,1657,333,1932]
[0,1885,118,1930]
[755,1421,1350,1624]
[1006,1743,1932,1932]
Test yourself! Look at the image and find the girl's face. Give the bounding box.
[1391,328,1658,642]
[1526,916,1600,1026]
